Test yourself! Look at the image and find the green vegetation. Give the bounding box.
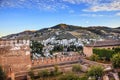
[52,45,82,52]
[38,69,49,78]
[92,47,120,61]
[59,73,80,80]
[30,41,44,58]
[29,65,62,80]
[114,47,120,53]
[28,64,88,80]
[28,70,35,80]
[93,48,115,61]
[72,64,81,73]
[111,53,120,68]
[67,45,83,52]
[52,45,63,52]
[49,65,62,76]
[59,73,88,80]
[87,65,103,80]
[0,66,6,80]
[89,54,99,61]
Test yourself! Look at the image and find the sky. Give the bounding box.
[0,0,120,37]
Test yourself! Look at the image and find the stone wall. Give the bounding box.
[0,40,31,78]
[0,39,81,80]
[32,55,80,66]
[83,46,93,57]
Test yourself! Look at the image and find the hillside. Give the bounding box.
[2,24,120,40]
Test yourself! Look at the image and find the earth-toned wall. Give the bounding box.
[0,40,31,77]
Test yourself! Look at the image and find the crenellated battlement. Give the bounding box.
[32,54,81,66]
[0,39,30,47]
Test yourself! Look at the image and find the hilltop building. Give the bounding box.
[83,40,120,57]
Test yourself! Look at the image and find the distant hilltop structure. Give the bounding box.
[83,40,120,57]
[0,39,31,79]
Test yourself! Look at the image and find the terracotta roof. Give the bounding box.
[86,40,120,47]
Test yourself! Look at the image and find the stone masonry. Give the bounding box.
[0,40,31,78]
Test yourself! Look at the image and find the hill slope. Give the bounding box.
[2,24,120,40]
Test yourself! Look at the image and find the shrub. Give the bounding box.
[59,73,80,80]
[114,47,120,53]
[79,75,88,80]
[89,54,99,61]
[49,65,62,76]
[72,64,81,73]
[28,70,35,80]
[93,48,115,61]
[111,53,120,68]
[87,65,103,80]
[38,70,49,78]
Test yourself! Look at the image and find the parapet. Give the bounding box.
[0,39,30,47]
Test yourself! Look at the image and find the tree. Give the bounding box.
[50,50,53,55]
[90,54,99,61]
[111,53,120,68]
[52,45,63,52]
[72,64,81,73]
[30,41,44,58]
[114,47,120,53]
[87,66,103,80]
[0,66,6,80]
[67,45,76,52]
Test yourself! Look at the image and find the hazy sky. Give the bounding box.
[0,0,120,37]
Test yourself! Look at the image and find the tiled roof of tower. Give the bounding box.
[86,40,120,47]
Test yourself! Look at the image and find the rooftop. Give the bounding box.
[86,40,120,47]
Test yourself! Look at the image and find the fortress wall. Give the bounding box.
[32,55,80,66]
[0,40,29,47]
[0,40,31,74]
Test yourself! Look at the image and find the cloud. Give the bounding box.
[69,10,74,13]
[1,0,120,12]
[83,0,120,12]
[80,13,104,17]
[62,0,99,4]
[0,0,68,10]
[116,12,120,16]
[62,0,120,12]
[85,20,89,23]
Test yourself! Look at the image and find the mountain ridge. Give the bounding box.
[1,24,120,40]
